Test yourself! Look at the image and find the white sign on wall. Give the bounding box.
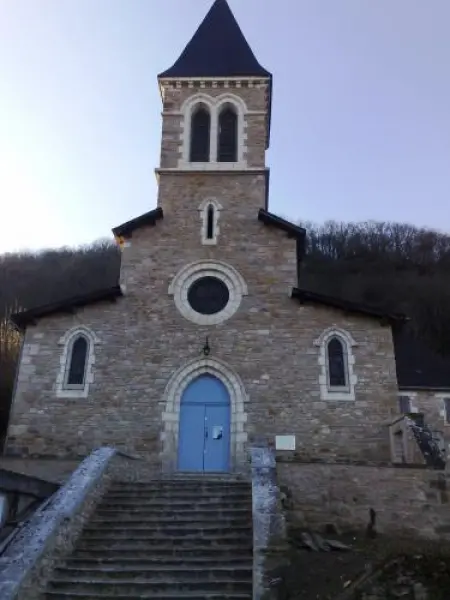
[275,435,296,451]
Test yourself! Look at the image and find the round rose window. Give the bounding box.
[187,276,230,315]
[169,261,248,325]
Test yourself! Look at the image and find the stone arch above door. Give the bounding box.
[161,357,248,472]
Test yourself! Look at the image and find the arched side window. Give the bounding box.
[198,198,222,245]
[189,104,211,162]
[314,327,357,401]
[56,327,100,398]
[217,105,238,162]
[326,337,348,389]
[65,335,89,388]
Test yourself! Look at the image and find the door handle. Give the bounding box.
[205,427,208,440]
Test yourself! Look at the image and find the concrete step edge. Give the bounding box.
[89,516,252,523]
[44,593,251,599]
[49,577,252,585]
[94,507,252,513]
[71,547,253,555]
[56,565,252,573]
[88,522,253,528]
[64,559,253,566]
[102,495,252,501]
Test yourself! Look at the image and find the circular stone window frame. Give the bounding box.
[168,260,248,325]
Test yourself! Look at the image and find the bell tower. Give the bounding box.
[156,0,272,216]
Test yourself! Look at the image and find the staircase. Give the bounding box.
[406,414,446,469]
[43,476,254,599]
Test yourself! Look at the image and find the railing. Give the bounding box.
[0,469,59,554]
[389,413,446,469]
[0,495,54,559]
[406,413,446,469]
[0,447,118,599]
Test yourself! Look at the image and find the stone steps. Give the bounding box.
[83,523,252,535]
[108,480,250,486]
[43,477,254,598]
[93,506,252,518]
[46,577,252,595]
[88,514,251,526]
[109,480,249,488]
[64,556,253,568]
[79,533,252,546]
[71,544,253,558]
[100,492,251,502]
[54,565,253,580]
[97,497,250,509]
[105,482,250,492]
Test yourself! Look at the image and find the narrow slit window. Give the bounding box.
[66,336,88,387]
[190,105,211,162]
[218,106,238,162]
[206,204,215,240]
[398,395,412,414]
[327,337,347,388]
[444,398,450,424]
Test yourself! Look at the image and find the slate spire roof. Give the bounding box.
[158,0,271,79]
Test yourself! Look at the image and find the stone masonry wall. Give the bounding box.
[6,195,399,463]
[5,78,399,465]
[277,461,450,540]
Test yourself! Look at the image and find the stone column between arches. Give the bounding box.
[160,357,248,473]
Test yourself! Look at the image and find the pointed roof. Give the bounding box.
[159,0,271,79]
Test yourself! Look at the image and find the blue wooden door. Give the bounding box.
[178,375,231,472]
[204,404,230,472]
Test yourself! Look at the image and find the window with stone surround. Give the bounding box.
[398,395,412,414]
[199,198,222,245]
[314,327,357,401]
[169,260,247,325]
[66,336,88,387]
[444,398,450,424]
[56,327,100,398]
[206,205,214,239]
[326,337,348,388]
[397,392,418,415]
[218,105,238,162]
[180,93,247,168]
[189,104,211,162]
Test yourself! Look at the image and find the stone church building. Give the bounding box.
[5,0,450,474]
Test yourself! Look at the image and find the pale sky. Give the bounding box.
[0,0,449,254]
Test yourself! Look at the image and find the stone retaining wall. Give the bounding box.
[0,458,80,484]
[277,459,450,540]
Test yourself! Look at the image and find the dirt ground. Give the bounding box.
[279,532,380,600]
[272,530,450,600]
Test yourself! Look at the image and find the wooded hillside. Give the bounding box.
[1,220,450,447]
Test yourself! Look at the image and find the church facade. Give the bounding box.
[5,0,450,472]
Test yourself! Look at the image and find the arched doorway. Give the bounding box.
[178,374,231,472]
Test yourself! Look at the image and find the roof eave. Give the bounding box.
[112,207,163,239]
[291,287,408,323]
[398,386,450,392]
[258,208,306,240]
[10,285,123,332]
